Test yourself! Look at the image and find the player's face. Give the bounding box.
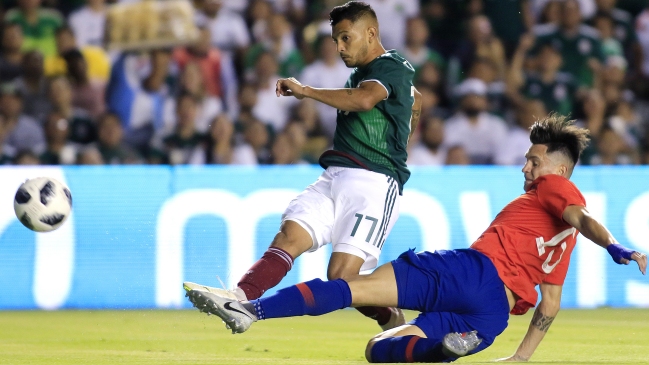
[522,144,566,191]
[332,19,369,68]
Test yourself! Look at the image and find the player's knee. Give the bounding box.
[270,221,313,257]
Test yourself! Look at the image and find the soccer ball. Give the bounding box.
[13,177,72,232]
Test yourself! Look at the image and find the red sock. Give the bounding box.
[356,306,393,326]
[237,247,294,300]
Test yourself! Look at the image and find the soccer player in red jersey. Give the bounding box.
[186,114,647,363]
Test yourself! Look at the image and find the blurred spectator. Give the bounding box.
[245,12,304,78]
[4,0,63,57]
[205,113,257,164]
[283,120,311,162]
[61,49,106,118]
[364,0,419,51]
[270,131,305,164]
[608,90,642,149]
[39,112,77,165]
[242,118,271,163]
[592,0,637,54]
[593,12,624,59]
[68,0,106,48]
[483,0,534,57]
[0,22,23,83]
[14,149,40,165]
[95,112,142,164]
[0,114,17,164]
[106,50,173,152]
[401,17,445,75]
[532,0,604,87]
[155,93,206,165]
[0,84,45,154]
[445,144,470,165]
[44,26,111,84]
[509,35,577,116]
[289,99,329,161]
[422,0,481,59]
[48,75,97,144]
[468,58,507,116]
[495,99,548,165]
[173,27,227,101]
[163,61,222,134]
[407,114,446,165]
[299,34,350,140]
[533,0,597,21]
[444,78,507,164]
[590,126,637,164]
[196,0,250,70]
[251,51,296,132]
[14,50,50,120]
[453,15,507,81]
[76,144,104,165]
[235,82,259,127]
[247,0,273,43]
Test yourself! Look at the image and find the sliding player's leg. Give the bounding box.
[186,261,401,333]
[362,249,511,363]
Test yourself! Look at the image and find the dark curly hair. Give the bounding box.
[529,113,590,166]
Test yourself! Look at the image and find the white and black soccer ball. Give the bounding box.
[13,177,72,232]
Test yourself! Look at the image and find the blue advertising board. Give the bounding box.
[0,165,647,310]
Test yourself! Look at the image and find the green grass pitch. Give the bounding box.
[0,308,648,364]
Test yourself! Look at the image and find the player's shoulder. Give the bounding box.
[371,50,415,72]
[533,174,581,193]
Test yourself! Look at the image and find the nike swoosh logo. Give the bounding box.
[224,302,254,319]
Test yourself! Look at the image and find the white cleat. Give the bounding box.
[186,290,257,334]
[380,307,406,331]
[183,281,240,301]
[442,330,482,357]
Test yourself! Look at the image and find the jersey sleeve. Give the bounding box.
[361,56,413,99]
[535,175,586,220]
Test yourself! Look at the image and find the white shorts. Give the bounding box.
[282,166,400,271]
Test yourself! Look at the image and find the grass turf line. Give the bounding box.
[0,308,648,364]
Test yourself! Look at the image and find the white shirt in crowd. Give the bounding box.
[253,75,298,132]
[407,143,446,165]
[68,6,106,48]
[299,59,351,139]
[495,126,530,166]
[444,112,508,164]
[365,0,419,51]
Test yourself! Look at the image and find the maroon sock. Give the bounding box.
[356,306,393,326]
[237,247,294,300]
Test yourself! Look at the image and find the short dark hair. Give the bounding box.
[529,113,590,165]
[329,1,377,27]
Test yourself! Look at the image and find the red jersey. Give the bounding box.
[471,174,586,315]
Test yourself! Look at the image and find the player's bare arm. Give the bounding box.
[563,205,647,274]
[498,284,563,362]
[410,87,422,138]
[276,77,387,112]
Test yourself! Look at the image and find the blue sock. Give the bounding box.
[370,335,450,363]
[250,278,352,320]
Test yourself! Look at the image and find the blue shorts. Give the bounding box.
[391,249,510,354]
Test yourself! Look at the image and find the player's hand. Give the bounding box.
[276,77,306,99]
[495,354,528,362]
[626,251,648,275]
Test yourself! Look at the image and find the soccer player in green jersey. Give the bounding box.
[185,1,421,331]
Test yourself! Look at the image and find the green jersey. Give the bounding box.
[5,8,63,57]
[532,24,604,87]
[319,50,415,193]
[523,72,576,116]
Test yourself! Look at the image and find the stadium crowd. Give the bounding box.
[1,0,649,166]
